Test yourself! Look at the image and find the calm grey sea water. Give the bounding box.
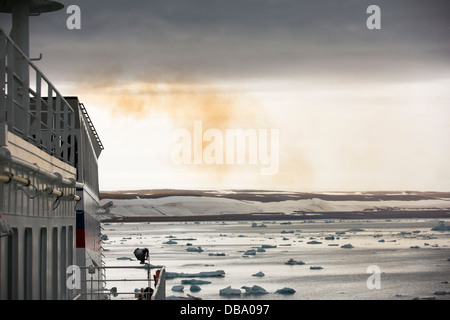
[101,218,450,300]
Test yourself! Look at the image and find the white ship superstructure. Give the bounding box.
[0,0,105,300]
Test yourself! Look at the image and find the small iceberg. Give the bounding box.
[163,239,177,244]
[284,258,305,265]
[431,221,450,231]
[116,256,133,261]
[186,247,204,252]
[310,266,323,270]
[347,228,365,232]
[166,294,202,300]
[181,279,212,285]
[241,285,268,295]
[219,286,241,296]
[276,287,296,295]
[171,285,184,292]
[243,249,256,256]
[190,285,201,292]
[251,222,267,228]
[166,270,225,279]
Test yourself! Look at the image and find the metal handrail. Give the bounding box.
[1,28,76,166]
[76,265,166,300]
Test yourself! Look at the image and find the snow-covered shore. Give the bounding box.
[99,190,450,221]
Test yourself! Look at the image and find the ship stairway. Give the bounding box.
[79,102,104,151]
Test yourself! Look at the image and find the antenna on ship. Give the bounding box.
[0,0,64,79]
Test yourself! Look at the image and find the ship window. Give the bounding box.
[60,227,66,299]
[24,228,33,300]
[52,227,58,299]
[9,228,19,299]
[40,228,47,299]
[68,226,73,267]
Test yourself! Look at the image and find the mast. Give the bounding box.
[1,0,64,82]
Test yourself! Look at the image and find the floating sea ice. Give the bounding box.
[172,285,184,292]
[166,270,225,279]
[190,285,201,292]
[284,258,305,265]
[219,286,241,296]
[251,223,267,228]
[166,294,201,300]
[276,287,296,295]
[163,239,177,244]
[186,246,203,252]
[181,279,212,285]
[310,266,323,270]
[241,285,268,295]
[243,249,256,256]
[431,222,450,231]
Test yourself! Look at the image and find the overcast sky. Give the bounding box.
[2,0,449,191]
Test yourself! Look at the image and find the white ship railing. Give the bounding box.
[77,265,166,300]
[0,28,76,166]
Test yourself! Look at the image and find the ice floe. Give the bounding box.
[310,266,324,270]
[166,270,225,279]
[181,279,212,285]
[186,246,204,252]
[190,285,201,292]
[284,258,305,265]
[242,285,268,295]
[276,287,296,295]
[431,221,450,231]
[243,249,256,256]
[219,286,242,296]
[172,285,184,292]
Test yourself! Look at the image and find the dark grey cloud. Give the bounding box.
[1,0,449,84]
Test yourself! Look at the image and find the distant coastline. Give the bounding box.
[99,190,450,223]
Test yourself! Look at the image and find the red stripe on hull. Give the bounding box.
[76,229,101,253]
[76,229,85,248]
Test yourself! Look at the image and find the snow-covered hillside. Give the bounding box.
[99,190,450,221]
